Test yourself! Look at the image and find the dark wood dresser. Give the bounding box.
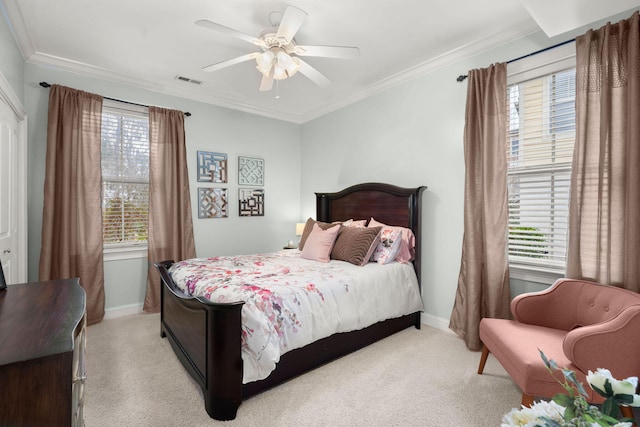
[0,278,86,426]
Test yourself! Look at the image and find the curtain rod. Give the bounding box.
[455,38,575,82]
[38,82,192,116]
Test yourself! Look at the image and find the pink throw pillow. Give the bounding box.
[300,223,341,262]
[368,218,416,263]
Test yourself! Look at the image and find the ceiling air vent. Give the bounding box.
[175,75,203,85]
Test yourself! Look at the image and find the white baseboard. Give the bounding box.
[421,312,454,333]
[104,303,144,320]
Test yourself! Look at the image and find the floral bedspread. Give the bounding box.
[169,250,423,383]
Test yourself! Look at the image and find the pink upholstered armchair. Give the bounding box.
[478,278,640,417]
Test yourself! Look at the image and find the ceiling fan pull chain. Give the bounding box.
[275,80,280,99]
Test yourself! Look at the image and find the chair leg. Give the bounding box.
[521,393,534,407]
[620,405,635,425]
[477,344,490,374]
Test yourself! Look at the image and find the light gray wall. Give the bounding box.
[298,35,550,325]
[0,8,24,103]
[24,64,301,312]
[299,11,636,326]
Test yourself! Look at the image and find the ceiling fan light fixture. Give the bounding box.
[273,63,287,80]
[256,49,275,74]
[257,48,301,81]
[276,51,300,77]
[198,5,353,90]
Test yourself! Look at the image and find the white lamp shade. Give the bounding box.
[256,50,275,74]
[256,48,301,81]
[295,222,305,236]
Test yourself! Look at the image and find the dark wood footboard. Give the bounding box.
[156,260,245,420]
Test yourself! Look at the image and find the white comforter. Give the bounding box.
[169,250,423,383]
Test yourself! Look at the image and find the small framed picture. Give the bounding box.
[239,188,264,217]
[198,187,228,219]
[197,151,228,183]
[238,156,264,186]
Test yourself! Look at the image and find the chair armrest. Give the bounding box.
[511,279,587,330]
[563,305,640,379]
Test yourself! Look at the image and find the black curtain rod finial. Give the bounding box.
[456,75,468,82]
[39,81,51,88]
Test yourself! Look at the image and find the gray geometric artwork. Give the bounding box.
[198,188,228,218]
[198,151,227,183]
[238,156,264,186]
[238,188,264,217]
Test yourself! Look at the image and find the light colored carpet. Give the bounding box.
[84,313,523,426]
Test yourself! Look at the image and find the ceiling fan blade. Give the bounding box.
[202,53,258,72]
[195,19,265,48]
[259,70,274,91]
[275,5,307,43]
[294,45,360,59]
[297,59,332,88]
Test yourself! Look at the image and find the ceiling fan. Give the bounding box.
[196,5,360,92]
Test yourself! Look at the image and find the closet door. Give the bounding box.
[0,97,21,284]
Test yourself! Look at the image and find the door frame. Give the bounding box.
[0,71,27,283]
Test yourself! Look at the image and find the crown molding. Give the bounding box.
[299,18,542,123]
[0,68,25,118]
[26,51,302,123]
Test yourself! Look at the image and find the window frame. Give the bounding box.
[101,100,150,262]
[506,42,576,284]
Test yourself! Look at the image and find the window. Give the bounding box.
[506,44,576,280]
[101,100,149,259]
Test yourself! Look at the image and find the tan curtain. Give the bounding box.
[449,63,511,350]
[567,11,640,292]
[39,85,105,325]
[144,106,196,312]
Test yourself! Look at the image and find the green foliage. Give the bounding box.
[509,226,549,258]
[538,350,634,427]
[103,195,148,243]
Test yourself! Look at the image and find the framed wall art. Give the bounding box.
[197,151,227,183]
[198,187,228,218]
[238,188,264,217]
[238,156,264,186]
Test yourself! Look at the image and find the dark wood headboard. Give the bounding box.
[315,182,427,288]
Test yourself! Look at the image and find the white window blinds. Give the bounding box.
[101,101,149,245]
[506,68,576,272]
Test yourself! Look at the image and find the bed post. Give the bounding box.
[410,186,426,329]
[156,260,174,338]
[204,302,244,421]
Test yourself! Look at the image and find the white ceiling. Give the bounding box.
[1,1,637,123]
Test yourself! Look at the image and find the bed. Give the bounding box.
[155,182,426,420]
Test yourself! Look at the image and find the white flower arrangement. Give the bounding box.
[502,400,566,427]
[501,351,640,427]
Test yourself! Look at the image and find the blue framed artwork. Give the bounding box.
[197,151,227,183]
